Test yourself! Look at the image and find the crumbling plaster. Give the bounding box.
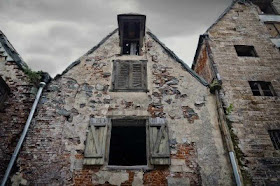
[14,31,232,185]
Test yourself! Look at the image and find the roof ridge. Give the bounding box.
[0,30,28,70]
[205,0,247,34]
[55,28,118,79]
[147,31,208,86]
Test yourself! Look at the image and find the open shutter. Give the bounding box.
[83,118,110,165]
[149,117,170,165]
[131,61,147,90]
[115,61,130,90]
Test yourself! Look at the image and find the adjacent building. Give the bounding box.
[193,0,280,185]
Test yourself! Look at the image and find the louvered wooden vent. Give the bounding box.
[112,60,147,92]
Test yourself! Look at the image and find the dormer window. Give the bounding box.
[118,14,146,55]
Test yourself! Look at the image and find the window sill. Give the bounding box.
[105,165,153,170]
[110,89,149,93]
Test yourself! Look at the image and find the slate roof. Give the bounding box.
[0,30,28,70]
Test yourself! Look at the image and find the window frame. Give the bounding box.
[83,117,171,169]
[105,118,152,169]
[234,45,258,57]
[248,81,277,97]
[111,60,148,92]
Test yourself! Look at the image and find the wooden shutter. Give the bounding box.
[113,60,147,91]
[115,61,130,90]
[149,117,170,165]
[131,61,146,89]
[83,118,110,165]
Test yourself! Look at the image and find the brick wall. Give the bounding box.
[0,59,35,182]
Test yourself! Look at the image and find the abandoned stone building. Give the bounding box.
[0,0,280,186]
[192,0,280,185]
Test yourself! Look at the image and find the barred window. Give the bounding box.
[249,81,276,96]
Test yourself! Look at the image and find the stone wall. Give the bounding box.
[0,58,35,182]
[14,31,233,185]
[193,1,280,185]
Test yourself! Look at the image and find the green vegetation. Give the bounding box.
[226,103,234,115]
[209,79,222,94]
[23,67,43,86]
[227,119,252,185]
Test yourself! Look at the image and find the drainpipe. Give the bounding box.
[1,81,47,186]
[204,35,243,186]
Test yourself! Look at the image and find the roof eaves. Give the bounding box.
[55,28,118,79]
[205,0,245,34]
[0,30,28,70]
[147,31,208,86]
[192,34,208,70]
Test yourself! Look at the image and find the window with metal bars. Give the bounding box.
[268,130,280,150]
[265,22,280,38]
[112,60,147,92]
[249,81,276,96]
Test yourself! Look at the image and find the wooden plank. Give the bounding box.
[153,125,164,154]
[90,125,101,156]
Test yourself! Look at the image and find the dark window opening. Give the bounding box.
[0,76,9,110]
[235,45,258,57]
[249,81,276,96]
[122,40,140,55]
[109,120,147,166]
[268,130,280,150]
[123,22,140,39]
[257,3,278,15]
[122,22,140,55]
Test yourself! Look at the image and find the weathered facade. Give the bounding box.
[193,0,280,185]
[2,1,280,185]
[1,14,234,185]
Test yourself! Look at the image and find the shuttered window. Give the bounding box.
[149,118,171,165]
[83,117,171,167]
[0,76,9,110]
[112,60,147,92]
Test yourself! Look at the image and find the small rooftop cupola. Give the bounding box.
[118,13,146,55]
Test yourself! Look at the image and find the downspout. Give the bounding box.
[1,81,47,186]
[204,35,243,186]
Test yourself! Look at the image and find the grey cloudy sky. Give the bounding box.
[0,0,231,77]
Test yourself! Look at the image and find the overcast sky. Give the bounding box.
[0,0,231,77]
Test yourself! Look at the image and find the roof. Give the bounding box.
[0,30,28,70]
[56,28,208,86]
[56,28,118,78]
[192,0,249,70]
[147,31,208,86]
